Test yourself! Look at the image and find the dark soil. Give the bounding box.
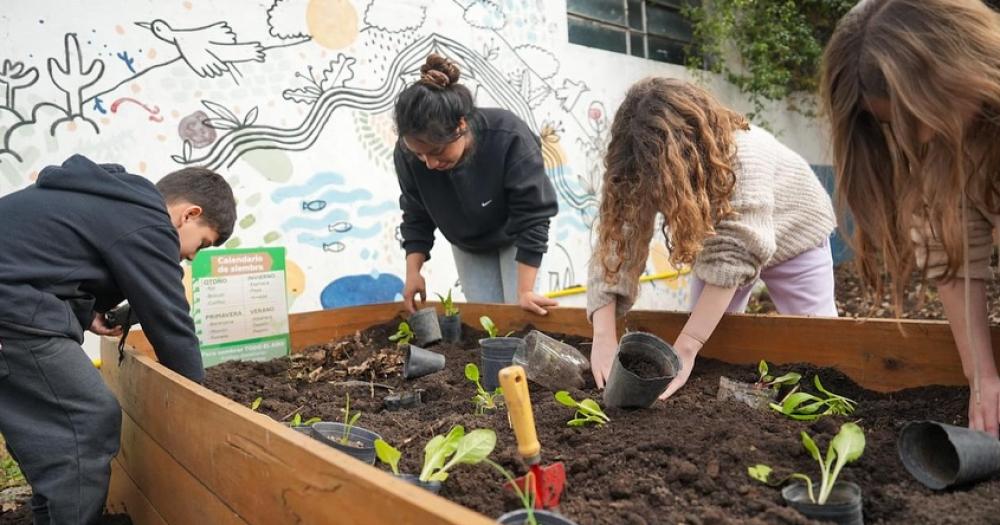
[204,319,1000,525]
[619,352,665,379]
[750,262,1000,322]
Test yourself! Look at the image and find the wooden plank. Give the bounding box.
[100,337,495,525]
[122,302,1000,392]
[107,459,167,525]
[116,410,246,525]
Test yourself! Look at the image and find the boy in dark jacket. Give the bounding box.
[0,154,236,524]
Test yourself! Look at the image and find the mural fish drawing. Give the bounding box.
[302,200,326,212]
[322,241,345,253]
[328,221,352,233]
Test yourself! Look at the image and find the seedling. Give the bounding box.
[480,316,515,338]
[340,393,362,445]
[769,375,857,421]
[485,459,537,525]
[436,289,460,317]
[749,422,866,504]
[289,413,321,427]
[419,425,497,482]
[250,397,263,411]
[757,360,801,391]
[389,321,415,346]
[374,438,402,476]
[554,391,610,427]
[465,363,503,414]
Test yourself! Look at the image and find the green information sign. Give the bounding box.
[191,247,290,367]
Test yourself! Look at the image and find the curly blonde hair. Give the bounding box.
[594,78,749,289]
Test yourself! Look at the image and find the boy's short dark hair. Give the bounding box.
[155,167,236,244]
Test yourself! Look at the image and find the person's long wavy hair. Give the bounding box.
[594,78,749,291]
[821,0,1000,314]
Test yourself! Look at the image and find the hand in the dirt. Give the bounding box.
[403,273,427,314]
[968,373,1000,438]
[659,339,699,400]
[89,311,123,337]
[590,335,617,389]
[519,291,558,316]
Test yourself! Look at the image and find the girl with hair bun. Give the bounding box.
[394,54,559,314]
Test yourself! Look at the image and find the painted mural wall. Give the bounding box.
[0,0,832,344]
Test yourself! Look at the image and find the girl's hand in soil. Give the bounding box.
[968,373,1000,438]
[590,302,618,389]
[89,311,123,337]
[403,273,427,313]
[519,291,559,316]
[659,334,700,400]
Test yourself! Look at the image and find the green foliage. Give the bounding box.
[757,360,802,390]
[480,316,498,338]
[419,426,497,482]
[389,321,415,346]
[289,413,321,428]
[749,422,866,504]
[465,363,503,414]
[250,397,263,411]
[685,0,856,123]
[554,391,610,427]
[340,393,362,445]
[0,436,24,490]
[484,459,538,525]
[436,289,459,317]
[374,438,402,476]
[769,375,856,421]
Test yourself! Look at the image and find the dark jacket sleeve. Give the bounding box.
[503,134,559,267]
[105,225,204,382]
[394,146,437,261]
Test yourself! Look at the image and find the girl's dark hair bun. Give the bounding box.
[419,54,461,89]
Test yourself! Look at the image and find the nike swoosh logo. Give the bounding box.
[481,200,492,207]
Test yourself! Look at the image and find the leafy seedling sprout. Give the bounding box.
[374,438,402,476]
[340,393,362,445]
[389,321,415,346]
[554,391,610,427]
[480,316,515,338]
[465,363,503,414]
[375,427,497,484]
[769,375,857,421]
[250,396,262,411]
[485,459,537,525]
[757,360,801,391]
[289,413,321,428]
[436,289,459,317]
[749,422,866,504]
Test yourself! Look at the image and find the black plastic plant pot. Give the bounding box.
[479,337,526,392]
[496,509,578,525]
[311,422,382,465]
[717,376,777,410]
[403,344,446,379]
[383,389,424,411]
[603,332,680,409]
[397,473,443,494]
[898,420,1000,490]
[409,307,443,347]
[781,482,863,525]
[439,313,462,343]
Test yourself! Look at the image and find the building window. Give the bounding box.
[566,0,696,66]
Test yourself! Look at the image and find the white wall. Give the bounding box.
[0,1,829,358]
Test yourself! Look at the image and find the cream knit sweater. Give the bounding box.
[587,126,837,319]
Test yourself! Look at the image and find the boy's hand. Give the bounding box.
[518,291,558,316]
[89,311,123,337]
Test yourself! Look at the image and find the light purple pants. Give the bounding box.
[690,239,838,316]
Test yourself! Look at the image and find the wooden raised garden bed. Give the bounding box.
[100,303,1000,524]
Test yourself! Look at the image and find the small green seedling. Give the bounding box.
[757,360,801,391]
[340,393,362,445]
[436,289,459,317]
[389,321,415,346]
[749,422,866,504]
[250,397,263,411]
[485,459,537,525]
[465,363,503,414]
[554,391,610,427]
[769,375,857,421]
[374,438,402,476]
[419,426,497,482]
[479,316,515,338]
[289,413,322,428]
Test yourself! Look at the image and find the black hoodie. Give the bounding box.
[0,155,204,382]
[394,108,558,267]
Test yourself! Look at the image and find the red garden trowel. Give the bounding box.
[499,365,566,509]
